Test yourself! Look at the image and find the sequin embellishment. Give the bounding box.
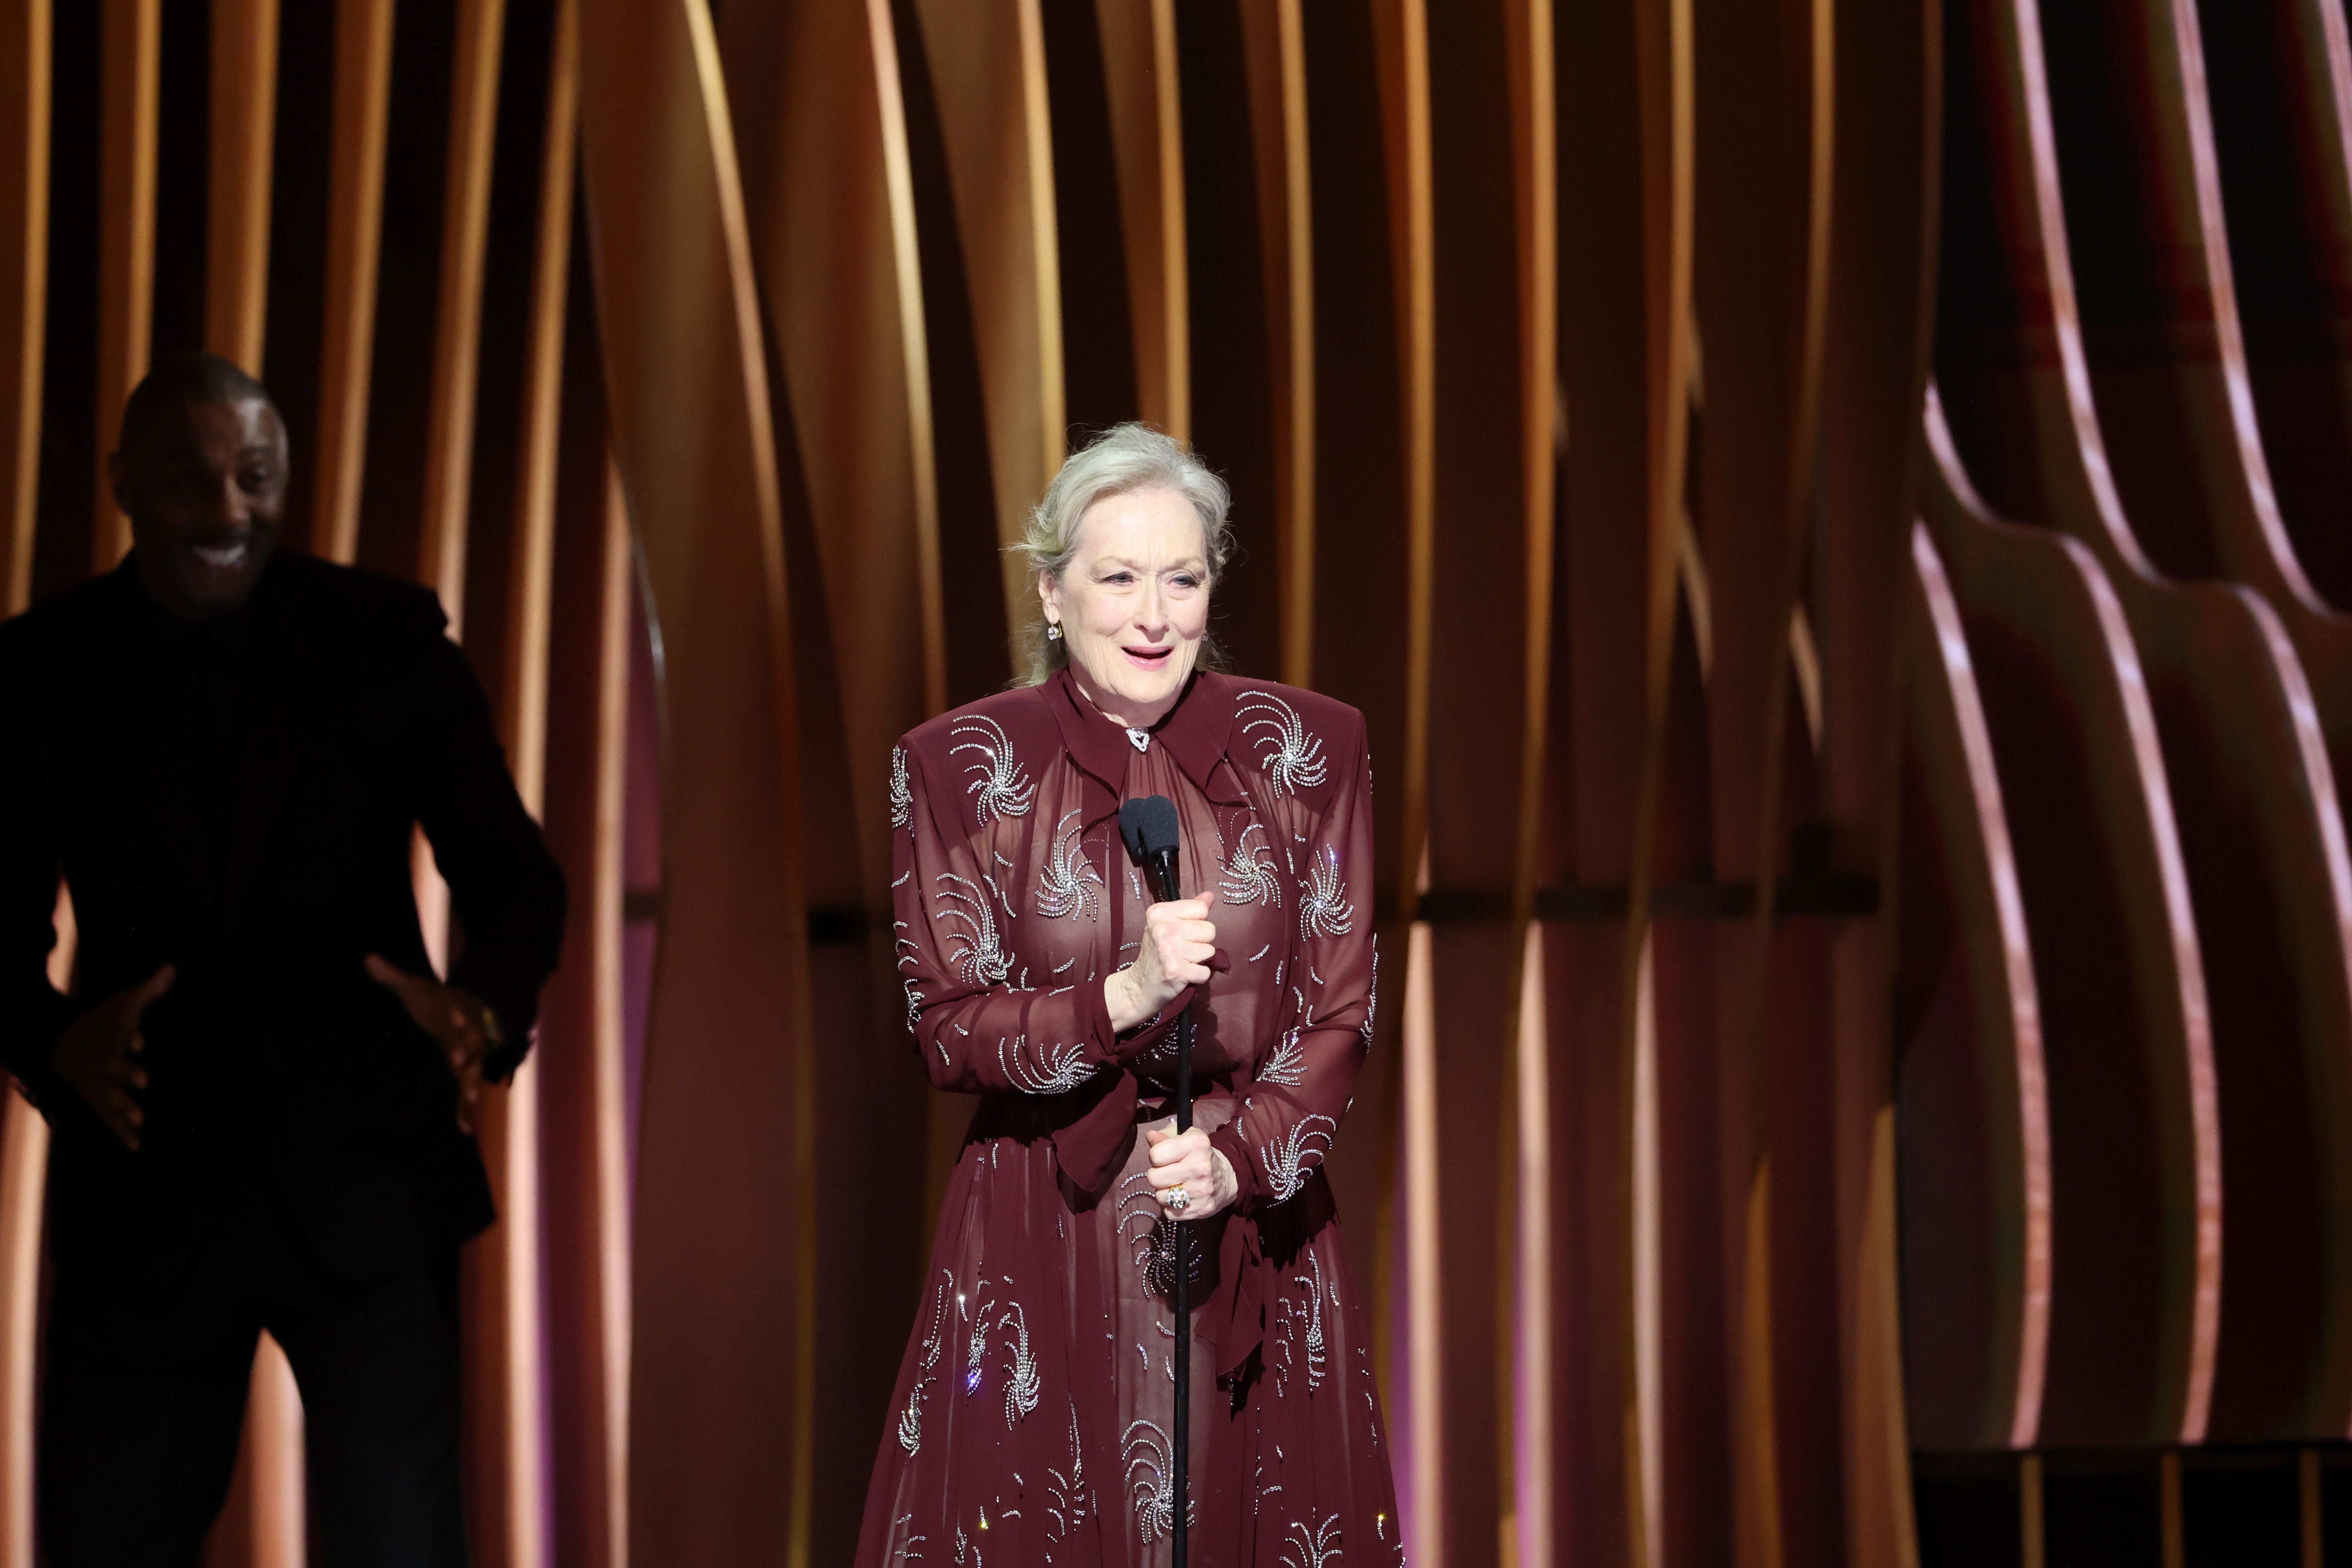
[1262,1114,1339,1202]
[1123,1420,1193,1542]
[933,872,1013,987]
[1237,691,1329,794]
[1218,821,1284,908]
[1045,1401,1089,1540]
[998,1034,1101,1094]
[950,714,1037,822]
[1296,1252,1329,1393]
[1281,1515,1345,1568]
[897,1272,952,1455]
[889,745,913,829]
[1036,810,1104,921]
[1299,845,1356,940]
[1260,1026,1308,1087]
[996,1302,1040,1425]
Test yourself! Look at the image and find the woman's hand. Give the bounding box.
[1143,1121,1238,1220]
[1105,890,1218,1032]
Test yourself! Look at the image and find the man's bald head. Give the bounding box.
[110,352,288,620]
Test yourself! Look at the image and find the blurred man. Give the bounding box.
[0,351,565,1565]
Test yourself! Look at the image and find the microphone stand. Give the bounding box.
[1145,850,1192,1567]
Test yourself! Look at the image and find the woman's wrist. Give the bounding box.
[1105,966,1149,1033]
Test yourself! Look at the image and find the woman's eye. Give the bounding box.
[1101,571,1136,586]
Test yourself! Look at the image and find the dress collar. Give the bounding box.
[1045,664,1247,826]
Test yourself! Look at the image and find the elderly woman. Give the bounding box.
[856,426,1398,1564]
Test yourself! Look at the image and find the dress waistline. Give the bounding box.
[966,1067,1316,1381]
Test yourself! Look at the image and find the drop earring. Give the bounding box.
[1045,622,1062,642]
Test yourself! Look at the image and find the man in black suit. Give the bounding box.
[0,352,567,1565]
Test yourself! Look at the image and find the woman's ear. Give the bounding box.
[1038,569,1061,626]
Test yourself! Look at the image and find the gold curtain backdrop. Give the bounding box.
[0,0,2345,1563]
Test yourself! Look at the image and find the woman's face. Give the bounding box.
[1040,487,1212,729]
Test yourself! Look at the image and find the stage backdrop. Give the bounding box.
[0,0,2347,1564]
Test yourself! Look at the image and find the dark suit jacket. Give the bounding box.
[0,550,566,1284]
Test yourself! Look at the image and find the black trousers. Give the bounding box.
[38,1203,467,1568]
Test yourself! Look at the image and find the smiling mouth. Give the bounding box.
[190,539,250,571]
[1122,645,1173,668]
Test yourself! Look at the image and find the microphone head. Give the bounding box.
[1119,794,1181,864]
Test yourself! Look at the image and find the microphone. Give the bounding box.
[1119,794,1183,903]
[1116,792,1193,1564]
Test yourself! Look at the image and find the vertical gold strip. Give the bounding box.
[312,0,397,566]
[1627,7,1692,1566]
[865,0,945,716]
[1019,0,1062,504]
[0,1098,41,1568]
[905,0,1066,649]
[490,10,576,1568]
[1374,0,1433,900]
[94,0,158,570]
[0,22,50,1552]
[1152,0,1185,438]
[0,0,47,612]
[412,8,515,1565]
[418,0,508,625]
[1093,0,1186,436]
[1238,0,1314,686]
[1401,918,1444,1567]
[0,891,70,1568]
[505,0,577,811]
[1514,923,1553,1568]
[1275,0,1313,686]
[590,459,633,1568]
[206,0,277,371]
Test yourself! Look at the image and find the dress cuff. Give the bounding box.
[1110,982,1197,1066]
[1081,966,1120,1063]
[1209,1119,1266,1210]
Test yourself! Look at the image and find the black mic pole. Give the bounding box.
[1121,795,1193,1563]
[1145,844,1192,1568]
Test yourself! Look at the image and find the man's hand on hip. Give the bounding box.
[365,954,499,1134]
[53,964,174,1150]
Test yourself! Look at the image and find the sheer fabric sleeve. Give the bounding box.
[894,742,1120,1095]
[1210,717,1375,1211]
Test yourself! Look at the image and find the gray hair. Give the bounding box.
[1013,423,1234,682]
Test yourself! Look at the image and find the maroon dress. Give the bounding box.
[855,667,1400,1566]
